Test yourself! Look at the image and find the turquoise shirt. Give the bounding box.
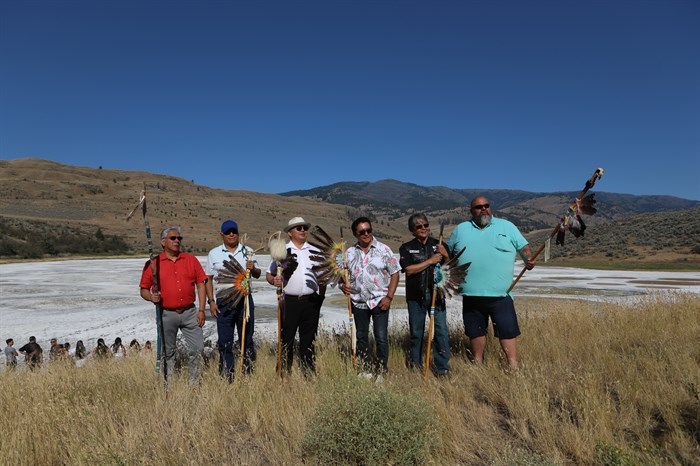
[446,217,528,297]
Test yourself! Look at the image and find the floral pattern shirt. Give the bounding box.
[346,238,400,309]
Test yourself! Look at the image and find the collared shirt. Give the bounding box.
[205,243,259,294]
[446,217,528,297]
[266,241,319,296]
[140,251,207,309]
[346,238,400,309]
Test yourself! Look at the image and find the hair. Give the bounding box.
[351,217,372,235]
[6,338,12,345]
[160,225,182,239]
[75,340,87,359]
[29,336,36,343]
[407,213,428,232]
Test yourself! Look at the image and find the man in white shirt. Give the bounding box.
[267,217,325,375]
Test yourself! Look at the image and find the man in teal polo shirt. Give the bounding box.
[447,196,534,370]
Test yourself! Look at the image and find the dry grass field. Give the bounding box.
[1,293,699,465]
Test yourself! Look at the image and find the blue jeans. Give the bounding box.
[353,304,389,373]
[217,296,255,380]
[407,293,450,374]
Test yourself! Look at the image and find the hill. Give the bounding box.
[282,179,699,232]
[0,158,401,256]
[1,158,698,267]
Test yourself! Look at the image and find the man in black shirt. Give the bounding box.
[19,336,43,370]
[399,214,451,375]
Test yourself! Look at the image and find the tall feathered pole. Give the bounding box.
[269,231,288,380]
[126,184,166,384]
[308,226,356,369]
[507,168,605,293]
[238,233,253,376]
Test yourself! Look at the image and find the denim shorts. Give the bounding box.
[462,295,521,339]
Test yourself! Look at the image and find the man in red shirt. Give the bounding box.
[140,225,208,384]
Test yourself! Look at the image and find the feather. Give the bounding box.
[576,193,598,216]
[268,232,287,262]
[308,226,347,287]
[214,255,249,308]
[435,246,470,300]
[567,214,587,238]
[555,224,566,246]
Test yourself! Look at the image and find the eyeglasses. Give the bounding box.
[295,225,309,232]
[356,228,373,236]
[472,204,490,210]
[223,229,238,235]
[168,236,183,241]
[414,223,429,230]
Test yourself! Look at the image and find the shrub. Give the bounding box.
[302,378,435,465]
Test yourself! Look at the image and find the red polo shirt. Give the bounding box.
[140,252,207,310]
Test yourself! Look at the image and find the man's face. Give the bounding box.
[470,197,492,227]
[354,221,373,247]
[161,229,182,253]
[287,224,309,243]
[412,218,430,240]
[221,227,239,248]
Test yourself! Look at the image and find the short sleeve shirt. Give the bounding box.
[205,243,258,294]
[266,241,319,296]
[446,217,528,297]
[346,238,400,309]
[140,252,207,309]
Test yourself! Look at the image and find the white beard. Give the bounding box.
[475,214,492,228]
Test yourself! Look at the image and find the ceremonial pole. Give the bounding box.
[423,223,445,380]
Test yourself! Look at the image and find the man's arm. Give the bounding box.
[205,275,219,317]
[518,245,535,270]
[196,280,207,326]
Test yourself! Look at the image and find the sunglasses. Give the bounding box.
[472,204,490,210]
[223,229,239,235]
[356,228,373,236]
[168,236,183,241]
[295,225,309,232]
[414,223,429,230]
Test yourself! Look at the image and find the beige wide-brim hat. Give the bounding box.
[284,216,311,232]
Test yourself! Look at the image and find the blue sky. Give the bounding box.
[1,0,698,200]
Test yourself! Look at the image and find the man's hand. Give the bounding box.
[196,310,206,327]
[209,300,219,318]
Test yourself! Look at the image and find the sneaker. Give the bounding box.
[374,374,384,385]
[359,372,373,380]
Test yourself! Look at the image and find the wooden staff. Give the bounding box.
[507,168,604,293]
[424,223,444,379]
[126,184,167,385]
[269,232,287,380]
[239,234,253,376]
[341,227,357,370]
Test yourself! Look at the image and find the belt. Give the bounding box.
[163,305,195,314]
[285,294,314,301]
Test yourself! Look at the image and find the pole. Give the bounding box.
[424,223,444,379]
[507,168,604,293]
[340,227,357,370]
[127,184,167,385]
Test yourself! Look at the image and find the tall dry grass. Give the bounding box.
[1,293,699,465]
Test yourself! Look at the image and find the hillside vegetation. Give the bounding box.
[1,158,698,267]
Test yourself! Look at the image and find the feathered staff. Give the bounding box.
[308,226,356,369]
[507,168,605,293]
[424,224,470,379]
[213,234,261,375]
[268,231,299,379]
[126,184,166,384]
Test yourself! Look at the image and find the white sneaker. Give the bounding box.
[374,374,384,385]
[359,372,373,380]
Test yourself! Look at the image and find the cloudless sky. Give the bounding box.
[1,0,698,200]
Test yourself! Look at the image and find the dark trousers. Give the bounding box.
[217,296,255,380]
[353,304,389,373]
[282,293,322,374]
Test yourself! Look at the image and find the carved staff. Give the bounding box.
[269,232,287,380]
[423,224,444,379]
[507,168,605,293]
[126,184,167,384]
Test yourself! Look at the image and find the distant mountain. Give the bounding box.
[1,159,698,267]
[281,179,699,232]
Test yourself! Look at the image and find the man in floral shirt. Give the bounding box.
[343,216,400,375]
